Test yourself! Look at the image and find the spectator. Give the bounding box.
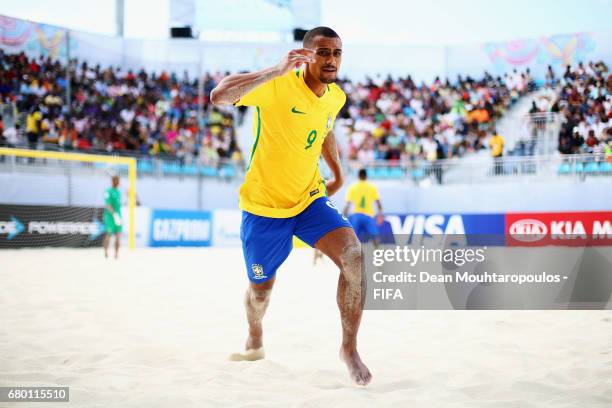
[0,116,5,147]
[2,122,20,147]
[571,127,585,153]
[545,65,556,87]
[488,129,505,175]
[586,130,598,149]
[559,134,573,155]
[605,138,612,162]
[25,106,42,151]
[422,132,443,184]
[591,137,604,162]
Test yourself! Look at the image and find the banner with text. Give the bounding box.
[0,204,104,248]
[506,211,612,246]
[149,209,212,247]
[363,235,612,310]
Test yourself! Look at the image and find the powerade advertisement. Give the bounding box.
[0,205,104,248]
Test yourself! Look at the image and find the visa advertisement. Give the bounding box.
[379,213,506,246]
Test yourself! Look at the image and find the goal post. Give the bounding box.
[0,147,137,249]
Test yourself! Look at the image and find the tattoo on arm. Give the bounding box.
[212,67,278,105]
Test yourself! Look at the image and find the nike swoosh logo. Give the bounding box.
[291,107,306,114]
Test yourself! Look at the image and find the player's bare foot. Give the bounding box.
[229,347,265,361]
[229,333,265,361]
[340,348,372,386]
[232,332,264,361]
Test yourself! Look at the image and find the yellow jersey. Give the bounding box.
[235,69,346,218]
[489,134,505,157]
[345,180,380,217]
[26,111,42,133]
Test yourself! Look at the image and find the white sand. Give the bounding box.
[1,248,612,408]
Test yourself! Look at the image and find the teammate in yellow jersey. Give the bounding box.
[315,168,383,262]
[211,27,372,386]
[343,168,384,247]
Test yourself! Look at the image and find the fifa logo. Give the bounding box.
[251,264,266,279]
[326,113,332,131]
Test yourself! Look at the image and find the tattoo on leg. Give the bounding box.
[340,244,363,306]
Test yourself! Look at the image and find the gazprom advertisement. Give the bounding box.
[149,209,212,247]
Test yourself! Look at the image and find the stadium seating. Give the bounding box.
[553,61,611,157]
[338,70,531,168]
[0,51,241,167]
[1,50,609,175]
[557,160,612,175]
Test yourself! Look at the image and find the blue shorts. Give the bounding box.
[349,213,379,242]
[241,197,352,283]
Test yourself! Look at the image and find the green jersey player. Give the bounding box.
[103,175,122,259]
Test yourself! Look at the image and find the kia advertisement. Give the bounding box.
[506,211,612,246]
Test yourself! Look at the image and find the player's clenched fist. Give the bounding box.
[274,49,316,76]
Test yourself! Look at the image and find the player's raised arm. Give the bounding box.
[321,130,344,196]
[210,49,315,106]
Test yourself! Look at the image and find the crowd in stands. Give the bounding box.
[547,61,611,159]
[0,50,244,167]
[336,69,532,165]
[1,48,610,170]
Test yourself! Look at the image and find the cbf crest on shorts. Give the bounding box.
[251,264,267,280]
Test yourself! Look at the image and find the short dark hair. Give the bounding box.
[358,168,367,180]
[303,26,340,48]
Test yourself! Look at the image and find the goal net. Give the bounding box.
[0,148,136,249]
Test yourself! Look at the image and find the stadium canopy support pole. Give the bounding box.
[65,30,71,112]
[197,57,204,143]
[127,159,136,249]
[0,147,137,250]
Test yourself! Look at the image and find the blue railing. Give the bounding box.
[5,144,611,182]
